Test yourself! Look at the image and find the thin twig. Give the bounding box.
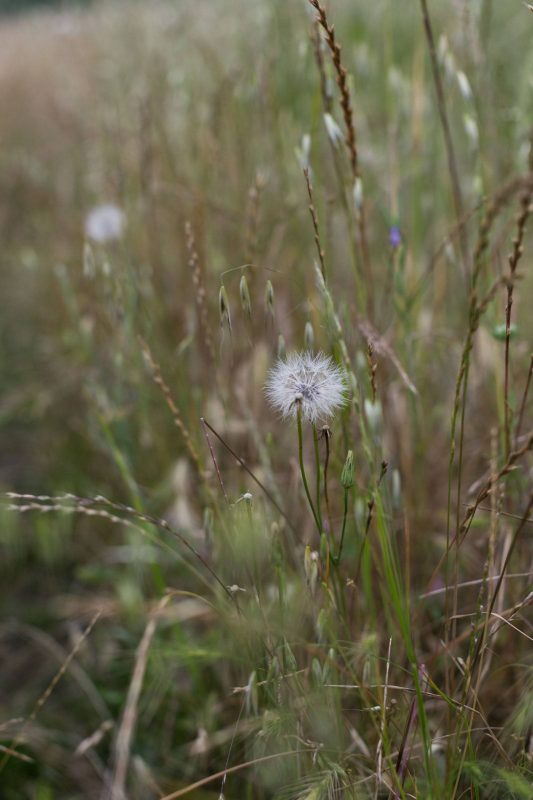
[504,189,532,456]
[139,336,203,473]
[200,418,229,504]
[0,610,102,772]
[200,418,298,536]
[515,353,533,447]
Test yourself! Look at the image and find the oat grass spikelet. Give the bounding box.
[265,351,347,424]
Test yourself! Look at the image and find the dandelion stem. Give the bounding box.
[323,429,334,535]
[335,488,349,564]
[312,424,323,532]
[297,406,322,536]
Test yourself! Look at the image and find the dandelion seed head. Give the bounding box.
[265,351,347,424]
[84,203,125,244]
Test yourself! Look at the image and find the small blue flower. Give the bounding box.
[389,225,402,248]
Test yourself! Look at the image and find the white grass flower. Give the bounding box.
[84,203,125,243]
[323,113,344,147]
[265,351,347,424]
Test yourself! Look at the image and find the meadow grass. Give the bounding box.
[0,0,532,798]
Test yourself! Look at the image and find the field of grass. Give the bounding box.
[0,0,532,797]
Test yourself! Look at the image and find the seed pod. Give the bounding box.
[284,642,297,672]
[463,113,479,149]
[304,321,314,351]
[83,242,96,278]
[277,334,286,360]
[239,274,252,318]
[304,546,318,596]
[246,670,258,715]
[392,469,401,507]
[311,658,323,686]
[324,112,343,147]
[364,398,382,432]
[341,450,354,489]
[353,177,364,209]
[219,284,232,332]
[264,280,274,320]
[456,70,472,101]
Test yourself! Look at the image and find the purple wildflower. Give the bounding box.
[389,225,402,248]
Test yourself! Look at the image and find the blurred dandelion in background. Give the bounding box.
[84,203,126,243]
[265,351,347,424]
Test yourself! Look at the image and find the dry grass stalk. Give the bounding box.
[303,167,327,280]
[515,353,533,446]
[366,342,377,403]
[308,0,372,306]
[459,430,533,538]
[244,171,264,267]
[7,492,234,601]
[0,610,102,772]
[308,0,358,180]
[200,417,229,504]
[138,336,203,474]
[109,595,170,800]
[310,19,332,114]
[185,220,216,362]
[504,187,532,455]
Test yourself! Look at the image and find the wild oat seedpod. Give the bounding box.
[456,70,472,101]
[83,242,96,278]
[353,177,364,210]
[239,274,252,318]
[323,112,343,147]
[304,321,314,351]
[304,545,318,596]
[341,450,354,489]
[264,280,274,318]
[218,284,232,332]
[463,114,479,149]
[265,351,347,424]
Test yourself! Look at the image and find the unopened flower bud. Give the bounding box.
[341,450,354,489]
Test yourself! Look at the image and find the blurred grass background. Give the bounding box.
[0,0,532,798]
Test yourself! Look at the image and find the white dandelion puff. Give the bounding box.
[84,203,126,244]
[265,351,347,424]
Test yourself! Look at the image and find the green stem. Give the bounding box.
[297,407,321,536]
[312,424,323,532]
[335,488,349,564]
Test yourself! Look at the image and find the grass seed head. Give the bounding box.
[264,279,274,319]
[218,284,232,332]
[341,450,354,489]
[239,274,252,318]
